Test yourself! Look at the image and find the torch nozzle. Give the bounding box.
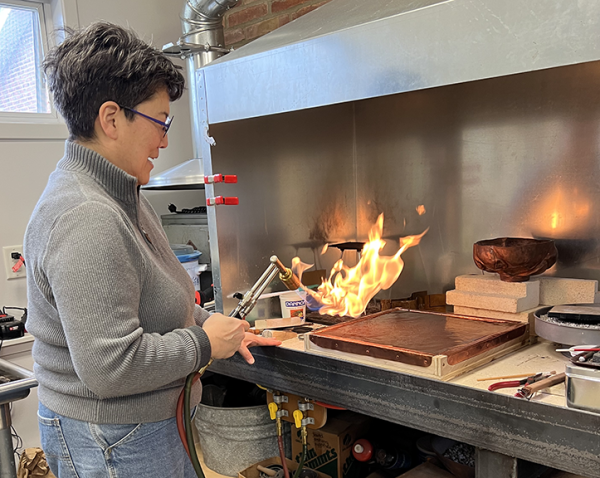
[270,255,303,291]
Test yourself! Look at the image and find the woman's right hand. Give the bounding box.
[202,313,250,359]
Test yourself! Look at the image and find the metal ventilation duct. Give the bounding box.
[143,0,238,190]
[200,0,600,124]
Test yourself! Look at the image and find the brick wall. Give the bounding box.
[0,8,40,113]
[223,0,332,48]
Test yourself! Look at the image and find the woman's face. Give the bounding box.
[118,89,170,186]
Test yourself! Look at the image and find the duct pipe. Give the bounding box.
[144,0,238,190]
[183,0,237,163]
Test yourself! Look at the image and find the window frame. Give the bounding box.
[0,0,58,122]
[0,0,75,139]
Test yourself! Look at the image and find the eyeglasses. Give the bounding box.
[120,105,173,137]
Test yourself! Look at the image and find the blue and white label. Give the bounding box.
[285,300,305,308]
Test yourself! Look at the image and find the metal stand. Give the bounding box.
[0,403,16,478]
[476,449,517,478]
[0,359,38,478]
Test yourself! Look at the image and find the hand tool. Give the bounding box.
[517,372,566,400]
[556,346,600,353]
[257,464,278,477]
[477,371,555,382]
[488,372,552,393]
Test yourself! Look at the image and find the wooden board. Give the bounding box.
[305,308,530,380]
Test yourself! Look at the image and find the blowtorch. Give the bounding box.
[180,254,306,478]
[229,255,303,319]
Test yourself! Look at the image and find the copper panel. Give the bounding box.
[309,309,528,367]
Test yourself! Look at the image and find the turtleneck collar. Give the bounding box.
[58,141,139,204]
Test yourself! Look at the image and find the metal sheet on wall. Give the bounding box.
[204,0,600,124]
[207,61,600,311]
[355,60,600,299]
[209,103,357,313]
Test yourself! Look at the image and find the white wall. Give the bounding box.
[0,0,206,451]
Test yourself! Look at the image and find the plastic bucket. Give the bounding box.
[176,250,201,290]
[194,404,281,476]
[279,290,306,318]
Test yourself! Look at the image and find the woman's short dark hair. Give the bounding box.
[43,22,185,140]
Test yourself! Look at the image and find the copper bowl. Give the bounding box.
[473,238,558,282]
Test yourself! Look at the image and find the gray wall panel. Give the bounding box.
[210,104,356,312]
[208,61,600,311]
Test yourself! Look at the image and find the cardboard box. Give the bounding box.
[238,456,331,478]
[291,411,372,478]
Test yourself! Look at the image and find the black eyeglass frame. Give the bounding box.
[120,105,173,137]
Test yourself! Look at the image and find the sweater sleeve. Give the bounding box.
[194,305,212,326]
[44,202,210,399]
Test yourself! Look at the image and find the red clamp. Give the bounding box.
[206,196,239,206]
[204,174,237,184]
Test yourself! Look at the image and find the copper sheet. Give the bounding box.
[309,308,528,367]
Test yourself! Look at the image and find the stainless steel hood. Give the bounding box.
[142,158,206,190]
[201,0,600,124]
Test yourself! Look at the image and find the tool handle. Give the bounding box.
[520,372,566,398]
[478,373,536,382]
[257,465,277,476]
[488,380,521,391]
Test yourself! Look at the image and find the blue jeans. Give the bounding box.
[37,402,196,477]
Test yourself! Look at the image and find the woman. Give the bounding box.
[24,22,279,477]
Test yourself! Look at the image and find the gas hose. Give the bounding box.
[178,359,213,478]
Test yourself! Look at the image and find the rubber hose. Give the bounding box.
[177,386,190,457]
[278,434,290,478]
[314,401,345,410]
[184,372,204,477]
[293,443,307,478]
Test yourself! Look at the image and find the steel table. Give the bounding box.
[209,346,599,478]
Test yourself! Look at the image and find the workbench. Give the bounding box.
[209,338,599,478]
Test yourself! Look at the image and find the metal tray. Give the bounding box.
[308,308,528,367]
[535,306,600,346]
[566,363,600,413]
[0,358,37,405]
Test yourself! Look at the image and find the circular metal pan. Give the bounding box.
[535,306,600,345]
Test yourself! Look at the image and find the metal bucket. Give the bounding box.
[194,403,280,476]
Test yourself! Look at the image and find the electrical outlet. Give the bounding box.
[3,245,26,280]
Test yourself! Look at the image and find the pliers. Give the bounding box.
[488,373,550,397]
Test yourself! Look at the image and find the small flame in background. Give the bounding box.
[416,205,426,215]
[293,213,428,318]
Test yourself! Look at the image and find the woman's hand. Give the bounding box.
[238,333,282,364]
[202,313,250,360]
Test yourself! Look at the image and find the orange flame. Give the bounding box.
[416,205,426,215]
[294,214,427,318]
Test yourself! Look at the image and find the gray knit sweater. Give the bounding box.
[24,141,212,424]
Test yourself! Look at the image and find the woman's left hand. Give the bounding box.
[238,333,282,364]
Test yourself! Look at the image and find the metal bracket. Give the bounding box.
[273,395,288,404]
[204,126,216,146]
[276,410,289,418]
[162,40,232,60]
[301,417,315,427]
[298,401,314,411]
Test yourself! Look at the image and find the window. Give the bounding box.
[0,0,50,115]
